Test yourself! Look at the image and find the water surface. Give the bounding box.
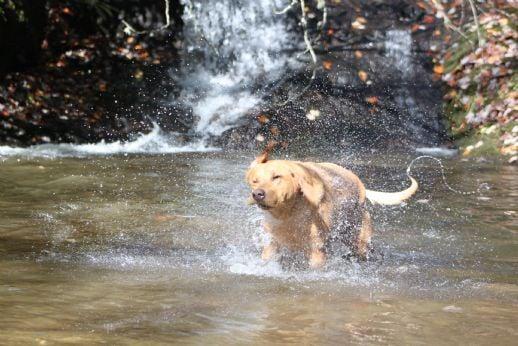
[0,149,516,344]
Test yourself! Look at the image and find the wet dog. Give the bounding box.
[246,145,418,268]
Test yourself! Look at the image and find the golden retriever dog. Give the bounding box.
[246,145,418,268]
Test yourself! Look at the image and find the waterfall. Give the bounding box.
[384,29,441,145]
[179,0,299,138]
[384,29,413,78]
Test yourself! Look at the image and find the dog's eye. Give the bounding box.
[252,179,258,184]
[272,175,281,180]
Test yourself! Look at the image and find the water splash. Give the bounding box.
[0,123,217,158]
[179,0,299,137]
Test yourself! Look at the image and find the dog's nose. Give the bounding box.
[252,189,265,201]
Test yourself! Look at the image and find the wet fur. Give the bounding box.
[246,157,373,268]
[246,145,418,268]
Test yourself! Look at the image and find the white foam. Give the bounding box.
[193,91,260,135]
[385,29,413,78]
[415,147,458,157]
[220,245,382,285]
[0,123,218,158]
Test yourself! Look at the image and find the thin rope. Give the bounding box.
[406,155,489,195]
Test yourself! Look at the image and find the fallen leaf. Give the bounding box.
[433,64,444,74]
[423,15,435,24]
[306,109,320,121]
[462,145,474,156]
[134,69,144,80]
[322,60,333,70]
[257,114,269,124]
[366,96,378,105]
[411,24,426,32]
[351,18,366,30]
[416,1,428,10]
[358,70,368,82]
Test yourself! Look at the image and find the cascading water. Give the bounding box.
[179,0,299,138]
[385,29,413,78]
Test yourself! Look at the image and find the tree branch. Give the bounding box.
[122,0,172,35]
[300,0,317,65]
[429,0,475,48]
[467,0,483,47]
[275,0,298,15]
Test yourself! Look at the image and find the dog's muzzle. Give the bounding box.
[252,189,265,202]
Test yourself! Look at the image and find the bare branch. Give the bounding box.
[317,0,327,29]
[275,0,298,15]
[277,68,317,106]
[272,0,321,106]
[122,0,172,35]
[429,0,475,48]
[300,0,317,65]
[163,0,171,30]
[467,0,483,47]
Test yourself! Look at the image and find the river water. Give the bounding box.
[0,145,516,344]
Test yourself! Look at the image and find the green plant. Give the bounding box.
[0,0,25,22]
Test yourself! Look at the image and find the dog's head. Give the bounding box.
[246,144,324,211]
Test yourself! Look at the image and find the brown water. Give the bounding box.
[0,150,517,345]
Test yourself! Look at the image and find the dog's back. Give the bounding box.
[300,162,368,251]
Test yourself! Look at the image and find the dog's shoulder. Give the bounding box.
[302,161,366,202]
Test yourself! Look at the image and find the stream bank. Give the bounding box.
[432,2,517,163]
[0,1,515,160]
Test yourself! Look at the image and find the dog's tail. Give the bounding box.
[365,155,489,205]
[366,157,420,205]
[365,175,418,205]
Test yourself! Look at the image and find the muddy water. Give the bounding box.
[0,150,516,344]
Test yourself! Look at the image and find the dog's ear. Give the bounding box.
[295,165,325,208]
[250,140,277,167]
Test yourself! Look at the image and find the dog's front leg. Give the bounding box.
[308,223,326,268]
[261,241,278,261]
[261,222,278,261]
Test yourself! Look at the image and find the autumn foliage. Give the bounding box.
[430,1,517,158]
